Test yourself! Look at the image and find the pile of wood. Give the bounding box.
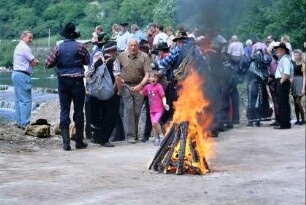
[149,121,210,175]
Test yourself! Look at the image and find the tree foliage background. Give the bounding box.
[0,0,305,65]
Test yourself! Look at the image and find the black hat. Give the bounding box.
[31,118,51,126]
[173,31,189,42]
[120,22,129,26]
[274,42,290,54]
[156,42,170,51]
[103,41,117,52]
[139,39,149,46]
[59,22,80,39]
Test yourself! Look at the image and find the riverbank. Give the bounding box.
[0,86,58,123]
[0,98,62,153]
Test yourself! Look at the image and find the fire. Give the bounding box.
[169,68,215,174]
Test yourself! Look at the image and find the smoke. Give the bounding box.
[175,0,243,35]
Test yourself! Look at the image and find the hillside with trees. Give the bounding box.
[0,0,304,66]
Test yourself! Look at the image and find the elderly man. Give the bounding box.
[12,30,40,129]
[274,43,292,129]
[118,38,151,143]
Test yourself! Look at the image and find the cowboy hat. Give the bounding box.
[155,42,170,51]
[103,41,117,52]
[173,31,189,42]
[274,42,290,54]
[31,118,51,126]
[59,22,80,39]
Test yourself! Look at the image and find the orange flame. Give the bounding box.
[170,68,215,174]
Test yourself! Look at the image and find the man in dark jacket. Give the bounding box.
[45,22,90,151]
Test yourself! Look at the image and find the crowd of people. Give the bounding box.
[12,21,306,151]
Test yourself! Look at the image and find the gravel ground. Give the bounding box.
[0,91,305,205]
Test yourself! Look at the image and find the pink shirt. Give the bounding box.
[142,83,165,113]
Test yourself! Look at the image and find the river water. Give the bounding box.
[0,70,59,123]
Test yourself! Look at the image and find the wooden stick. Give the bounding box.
[148,123,176,171]
[176,122,189,175]
[161,127,181,174]
[201,156,210,173]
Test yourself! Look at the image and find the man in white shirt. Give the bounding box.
[152,24,170,49]
[274,43,292,129]
[12,30,39,129]
[227,35,244,63]
[117,22,132,52]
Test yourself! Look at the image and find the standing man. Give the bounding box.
[117,22,132,52]
[12,30,39,129]
[45,22,90,150]
[131,24,147,43]
[274,43,292,129]
[118,39,151,143]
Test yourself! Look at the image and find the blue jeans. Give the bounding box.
[58,77,85,129]
[11,71,32,127]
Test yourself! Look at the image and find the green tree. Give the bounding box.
[153,0,176,27]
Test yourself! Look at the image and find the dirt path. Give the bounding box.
[0,123,305,205]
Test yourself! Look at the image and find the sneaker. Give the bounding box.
[298,121,305,125]
[255,121,261,127]
[159,133,165,141]
[154,138,160,146]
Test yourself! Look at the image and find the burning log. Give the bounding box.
[149,123,176,171]
[176,121,188,175]
[158,126,180,174]
[149,121,210,175]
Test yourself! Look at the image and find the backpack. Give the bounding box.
[87,60,115,101]
[174,40,208,81]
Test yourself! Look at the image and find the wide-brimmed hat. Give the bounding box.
[59,22,80,39]
[274,42,290,54]
[173,31,189,42]
[31,118,51,126]
[155,42,170,51]
[103,41,117,52]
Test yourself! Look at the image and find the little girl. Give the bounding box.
[141,70,169,146]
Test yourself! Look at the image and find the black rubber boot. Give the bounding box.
[61,126,71,151]
[75,126,88,149]
[90,125,100,144]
